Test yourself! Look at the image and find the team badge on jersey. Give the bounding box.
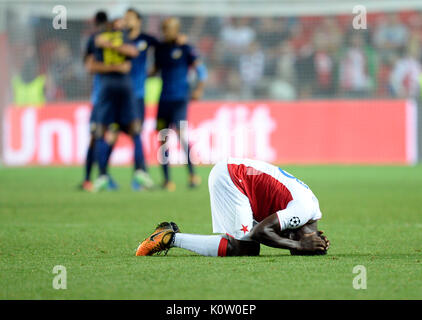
[171,48,182,59]
[137,40,147,51]
[289,217,301,228]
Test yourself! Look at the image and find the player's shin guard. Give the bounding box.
[95,138,112,176]
[132,134,146,172]
[172,233,228,257]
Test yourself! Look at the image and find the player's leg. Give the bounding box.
[137,159,260,256]
[171,232,260,256]
[81,132,95,191]
[136,222,260,257]
[156,101,174,190]
[118,89,154,190]
[80,106,98,191]
[92,84,117,191]
[128,119,154,190]
[137,98,147,171]
[173,100,200,188]
[104,124,119,190]
[93,124,112,191]
[128,98,154,190]
[133,98,147,172]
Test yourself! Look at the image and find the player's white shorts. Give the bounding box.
[208,160,255,239]
[208,159,322,240]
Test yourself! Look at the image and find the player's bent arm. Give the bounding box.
[249,214,327,252]
[86,57,130,74]
[84,55,95,73]
[94,35,139,58]
[248,214,301,250]
[86,60,118,74]
[112,43,139,58]
[191,60,207,100]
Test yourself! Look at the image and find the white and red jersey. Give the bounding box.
[208,158,322,239]
[227,157,321,224]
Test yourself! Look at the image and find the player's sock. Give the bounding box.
[95,137,112,176]
[172,233,228,257]
[162,164,169,183]
[132,134,146,172]
[105,141,114,164]
[182,141,194,175]
[84,142,95,181]
[161,147,170,183]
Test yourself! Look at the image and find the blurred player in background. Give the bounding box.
[80,11,118,191]
[152,17,207,191]
[123,8,158,190]
[85,15,140,192]
[136,158,330,257]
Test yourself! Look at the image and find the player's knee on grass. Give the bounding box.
[226,237,260,256]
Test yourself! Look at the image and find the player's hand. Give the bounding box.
[318,230,330,250]
[116,61,132,74]
[298,232,327,252]
[95,35,112,49]
[191,87,203,100]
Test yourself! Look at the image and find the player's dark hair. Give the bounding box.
[127,8,142,21]
[94,11,108,26]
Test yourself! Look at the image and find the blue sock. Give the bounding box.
[133,134,146,172]
[84,142,95,181]
[95,138,111,176]
[182,141,194,175]
[162,147,170,183]
[106,142,114,165]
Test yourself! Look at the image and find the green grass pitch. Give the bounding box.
[0,165,421,299]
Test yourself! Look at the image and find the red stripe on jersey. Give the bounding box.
[227,163,293,222]
[218,237,228,257]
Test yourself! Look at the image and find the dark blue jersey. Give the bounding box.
[128,33,158,99]
[84,34,101,105]
[155,42,199,101]
[90,29,136,126]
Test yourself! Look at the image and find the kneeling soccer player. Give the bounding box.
[135,158,330,256]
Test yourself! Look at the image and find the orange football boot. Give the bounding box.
[135,222,180,256]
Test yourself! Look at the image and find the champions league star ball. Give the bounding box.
[288,216,301,228]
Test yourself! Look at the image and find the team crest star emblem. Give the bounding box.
[171,48,182,59]
[240,224,249,234]
[137,40,147,51]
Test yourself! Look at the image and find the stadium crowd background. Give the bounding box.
[6,9,422,105]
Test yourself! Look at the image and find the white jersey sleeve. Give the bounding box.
[276,194,322,231]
